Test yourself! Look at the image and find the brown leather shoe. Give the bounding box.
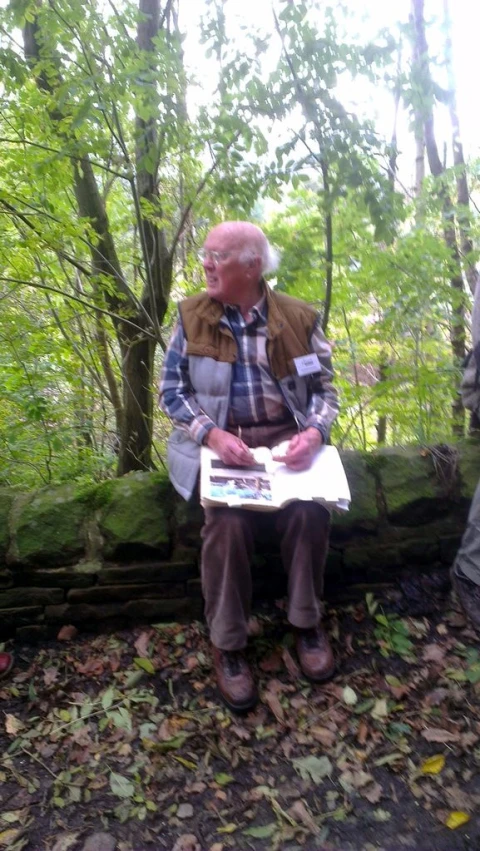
[212,647,258,713]
[451,567,480,631]
[295,626,335,682]
[0,652,13,680]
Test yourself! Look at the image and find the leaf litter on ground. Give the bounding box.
[0,585,479,849]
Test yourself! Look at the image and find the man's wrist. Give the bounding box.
[304,426,324,447]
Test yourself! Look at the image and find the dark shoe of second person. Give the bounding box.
[451,567,480,631]
[212,646,258,713]
[0,652,13,680]
[295,626,335,682]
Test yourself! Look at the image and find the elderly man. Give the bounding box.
[159,221,339,712]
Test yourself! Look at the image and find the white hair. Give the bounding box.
[261,241,281,276]
[238,239,281,276]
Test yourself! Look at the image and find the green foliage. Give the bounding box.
[0,0,477,486]
[374,612,414,659]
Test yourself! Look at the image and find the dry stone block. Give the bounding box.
[96,472,172,559]
[12,567,96,589]
[67,583,186,604]
[15,624,49,643]
[0,606,44,629]
[335,451,378,532]
[11,485,88,566]
[0,587,64,607]
[97,561,197,585]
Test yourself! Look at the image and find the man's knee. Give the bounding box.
[281,501,330,526]
[203,508,254,541]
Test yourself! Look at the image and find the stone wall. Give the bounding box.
[1,442,479,641]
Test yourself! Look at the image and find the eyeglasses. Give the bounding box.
[197,249,236,265]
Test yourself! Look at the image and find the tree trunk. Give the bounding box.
[411,0,466,436]
[321,161,333,333]
[118,330,156,475]
[443,0,479,298]
[23,1,177,475]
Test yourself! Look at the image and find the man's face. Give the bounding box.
[202,228,257,305]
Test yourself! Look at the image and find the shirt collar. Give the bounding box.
[224,282,268,324]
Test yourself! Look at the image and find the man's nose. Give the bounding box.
[203,254,215,270]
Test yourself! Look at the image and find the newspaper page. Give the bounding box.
[200,444,350,512]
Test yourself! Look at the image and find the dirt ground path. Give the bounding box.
[0,579,478,851]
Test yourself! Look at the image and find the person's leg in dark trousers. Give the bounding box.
[451,477,480,630]
[201,506,259,711]
[276,501,335,680]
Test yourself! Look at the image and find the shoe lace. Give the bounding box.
[223,651,243,677]
[301,629,322,650]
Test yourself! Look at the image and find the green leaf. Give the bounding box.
[133,657,155,674]
[214,773,234,786]
[292,755,332,784]
[242,823,277,838]
[101,686,115,710]
[109,772,135,799]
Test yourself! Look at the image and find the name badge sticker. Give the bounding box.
[293,353,321,376]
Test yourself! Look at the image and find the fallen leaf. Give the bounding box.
[263,690,285,723]
[259,651,282,673]
[371,698,389,720]
[282,647,301,679]
[247,616,263,637]
[292,755,332,784]
[445,811,470,829]
[339,769,373,792]
[288,799,320,835]
[0,829,21,847]
[172,835,201,851]
[421,727,460,743]
[214,773,234,787]
[82,835,116,851]
[177,803,194,819]
[310,726,336,748]
[75,657,104,677]
[57,624,78,641]
[51,834,79,851]
[242,824,276,838]
[357,719,369,745]
[109,772,135,798]
[373,808,391,822]
[422,643,446,663]
[133,657,155,674]
[216,824,238,834]
[362,782,383,804]
[134,630,152,657]
[5,715,24,736]
[420,754,445,775]
[43,667,60,686]
[343,686,358,706]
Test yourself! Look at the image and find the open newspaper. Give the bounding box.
[200,441,350,512]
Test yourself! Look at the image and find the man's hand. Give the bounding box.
[272,427,323,471]
[206,427,255,466]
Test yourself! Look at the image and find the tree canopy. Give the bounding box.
[0,0,478,487]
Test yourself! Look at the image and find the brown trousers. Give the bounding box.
[200,421,331,650]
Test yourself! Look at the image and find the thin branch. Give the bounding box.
[0,277,161,341]
[0,137,130,179]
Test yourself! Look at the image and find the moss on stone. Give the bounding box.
[374,447,437,519]
[97,471,172,559]
[334,451,378,530]
[12,485,89,566]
